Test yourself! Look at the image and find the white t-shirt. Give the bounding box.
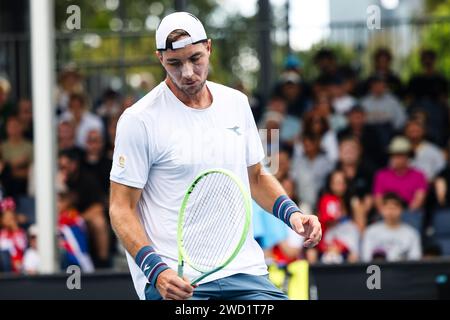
[110,81,268,299]
[361,222,422,262]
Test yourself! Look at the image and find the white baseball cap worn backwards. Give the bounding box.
[156,12,208,51]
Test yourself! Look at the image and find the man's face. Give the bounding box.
[339,140,360,165]
[390,154,409,170]
[157,39,211,96]
[348,110,365,129]
[381,200,402,224]
[58,156,77,181]
[405,123,424,144]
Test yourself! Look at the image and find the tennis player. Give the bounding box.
[109,12,322,300]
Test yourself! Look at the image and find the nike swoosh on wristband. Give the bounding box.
[144,265,151,272]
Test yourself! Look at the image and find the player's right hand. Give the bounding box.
[155,269,194,300]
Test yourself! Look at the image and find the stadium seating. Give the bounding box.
[432,209,450,256]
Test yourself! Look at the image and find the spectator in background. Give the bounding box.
[95,89,122,121]
[273,72,310,118]
[329,76,357,116]
[404,119,445,181]
[58,120,80,153]
[273,145,293,182]
[0,116,33,197]
[291,133,333,209]
[359,48,404,98]
[0,78,15,138]
[361,75,407,134]
[59,93,104,150]
[22,224,40,275]
[0,197,27,273]
[58,149,110,268]
[259,95,301,146]
[312,93,347,133]
[338,105,386,168]
[313,48,339,79]
[407,49,448,105]
[317,170,349,254]
[336,136,374,228]
[81,129,112,195]
[55,66,84,115]
[17,98,33,141]
[362,193,422,262]
[301,111,339,163]
[434,142,450,209]
[105,115,119,160]
[373,136,428,212]
[57,191,94,272]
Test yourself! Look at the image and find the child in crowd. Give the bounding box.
[362,193,422,262]
[0,197,27,273]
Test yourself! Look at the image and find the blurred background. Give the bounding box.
[1,0,450,299]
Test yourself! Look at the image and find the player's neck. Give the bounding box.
[165,78,212,109]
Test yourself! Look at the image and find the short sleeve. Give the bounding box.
[110,113,152,189]
[241,94,265,167]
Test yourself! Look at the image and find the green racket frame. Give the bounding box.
[177,168,252,286]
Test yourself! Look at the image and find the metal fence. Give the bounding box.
[1,15,450,102]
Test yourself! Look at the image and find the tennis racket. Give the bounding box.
[177,168,252,286]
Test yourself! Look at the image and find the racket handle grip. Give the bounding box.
[177,263,183,278]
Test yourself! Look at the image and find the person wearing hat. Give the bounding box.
[109,12,321,300]
[373,136,428,213]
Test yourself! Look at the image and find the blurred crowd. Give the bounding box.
[0,67,138,274]
[253,47,450,267]
[0,46,450,275]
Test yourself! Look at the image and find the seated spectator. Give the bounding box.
[259,95,301,145]
[317,170,349,254]
[273,145,293,181]
[17,98,33,141]
[81,129,112,195]
[362,193,422,262]
[336,136,374,228]
[329,76,357,116]
[404,119,445,181]
[0,78,15,138]
[22,224,40,275]
[313,48,339,79]
[57,119,84,155]
[58,149,110,268]
[373,136,428,212]
[95,89,122,121]
[0,197,27,273]
[435,145,450,208]
[407,49,448,105]
[273,71,310,118]
[360,75,406,142]
[301,111,339,163]
[0,115,33,197]
[338,105,386,168]
[55,66,84,115]
[311,93,347,133]
[57,192,94,272]
[59,93,104,150]
[291,133,334,209]
[105,115,119,160]
[359,47,404,98]
[322,219,361,264]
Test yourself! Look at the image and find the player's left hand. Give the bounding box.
[289,212,322,248]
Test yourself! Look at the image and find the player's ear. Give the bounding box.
[155,50,164,64]
[206,39,212,55]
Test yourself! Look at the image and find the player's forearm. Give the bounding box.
[109,204,150,258]
[248,163,288,213]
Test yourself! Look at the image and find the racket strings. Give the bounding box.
[197,178,243,269]
[184,173,228,265]
[182,172,247,271]
[188,174,237,269]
